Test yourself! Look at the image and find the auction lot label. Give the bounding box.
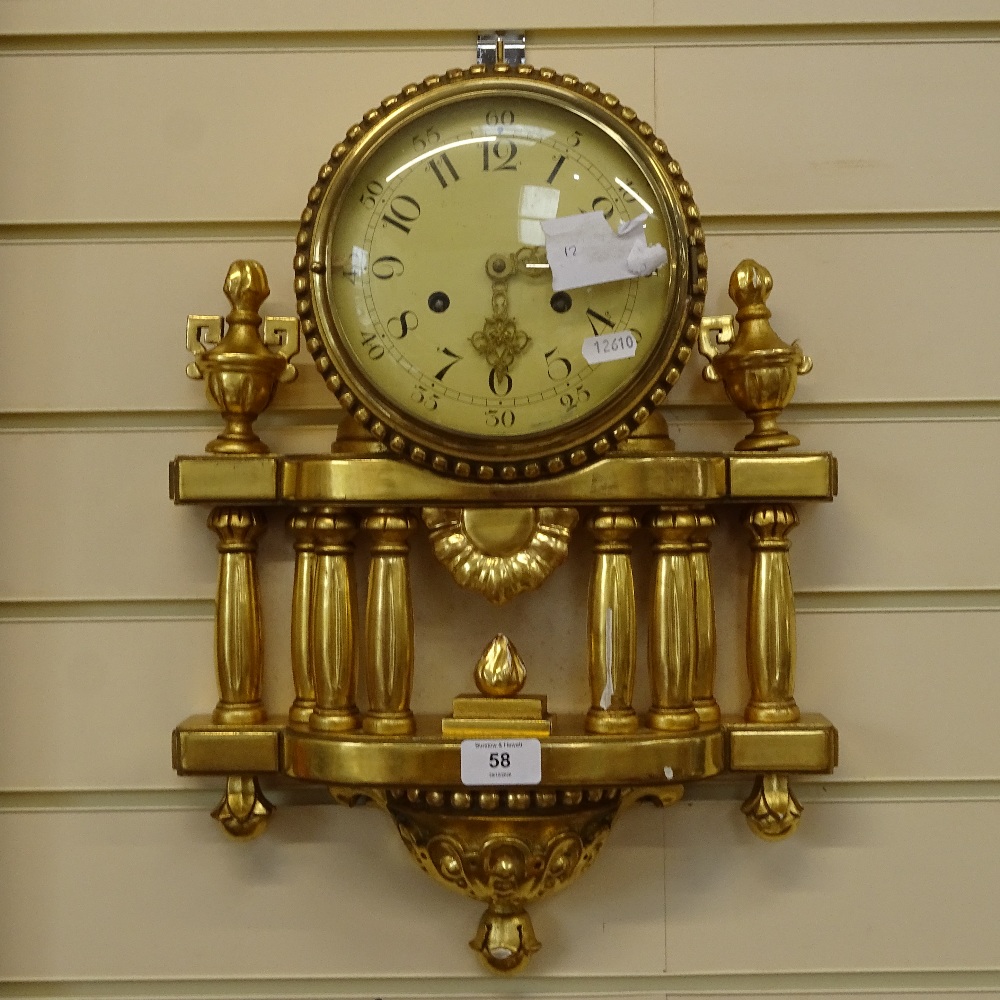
[460,739,542,786]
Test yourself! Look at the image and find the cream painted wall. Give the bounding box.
[1,4,998,998]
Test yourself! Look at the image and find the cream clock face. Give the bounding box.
[298,68,705,479]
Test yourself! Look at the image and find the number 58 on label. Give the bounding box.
[460,739,542,786]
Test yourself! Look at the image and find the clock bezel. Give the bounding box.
[294,63,707,481]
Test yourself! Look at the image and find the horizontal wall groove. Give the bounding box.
[1,968,999,999]
[3,212,999,245]
[2,591,997,624]
[2,400,999,435]
[675,400,1000,424]
[0,599,213,623]
[0,29,467,56]
[0,221,297,245]
[706,210,1000,235]
[796,588,1000,614]
[2,22,1000,56]
[4,780,1000,814]
[0,409,338,434]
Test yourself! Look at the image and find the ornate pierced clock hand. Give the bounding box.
[469,252,537,381]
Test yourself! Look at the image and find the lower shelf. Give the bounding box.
[172,712,837,784]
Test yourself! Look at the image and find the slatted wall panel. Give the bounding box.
[1,3,998,997]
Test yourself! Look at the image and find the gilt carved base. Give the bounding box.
[382,784,682,972]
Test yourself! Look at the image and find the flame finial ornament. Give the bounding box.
[474,634,527,697]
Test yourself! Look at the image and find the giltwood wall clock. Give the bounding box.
[173,36,837,974]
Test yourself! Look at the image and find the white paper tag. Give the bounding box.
[541,211,668,292]
[460,739,542,786]
[582,330,638,365]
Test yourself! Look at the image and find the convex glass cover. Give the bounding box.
[296,65,706,479]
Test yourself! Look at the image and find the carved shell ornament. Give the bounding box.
[423,506,578,604]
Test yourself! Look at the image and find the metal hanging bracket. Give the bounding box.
[476,31,526,67]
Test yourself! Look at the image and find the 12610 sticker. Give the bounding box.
[582,330,638,365]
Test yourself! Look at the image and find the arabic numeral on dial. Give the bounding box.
[360,330,384,360]
[485,408,515,428]
[488,369,513,396]
[434,347,462,381]
[427,152,460,188]
[586,308,615,337]
[591,196,614,219]
[545,155,566,185]
[411,125,441,152]
[387,309,418,339]
[411,387,439,411]
[482,139,518,172]
[382,195,421,234]
[544,348,572,381]
[485,109,515,128]
[359,179,384,208]
[370,255,404,280]
[560,387,591,411]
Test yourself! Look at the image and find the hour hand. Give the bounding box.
[470,252,532,378]
[470,319,528,381]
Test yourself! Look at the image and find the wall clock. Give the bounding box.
[173,37,837,974]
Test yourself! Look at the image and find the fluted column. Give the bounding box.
[744,504,801,723]
[363,509,415,735]
[287,509,317,728]
[585,507,638,735]
[691,510,720,724]
[647,508,699,732]
[310,508,361,732]
[208,506,266,725]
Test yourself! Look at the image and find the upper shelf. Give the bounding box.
[169,451,837,506]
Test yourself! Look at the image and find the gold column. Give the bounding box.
[744,504,801,723]
[647,508,700,732]
[208,506,266,725]
[691,510,720,724]
[288,509,317,728]
[310,508,362,733]
[585,507,638,735]
[363,509,416,735]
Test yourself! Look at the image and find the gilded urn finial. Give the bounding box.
[699,259,812,451]
[186,259,299,455]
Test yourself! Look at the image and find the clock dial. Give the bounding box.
[298,69,705,478]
